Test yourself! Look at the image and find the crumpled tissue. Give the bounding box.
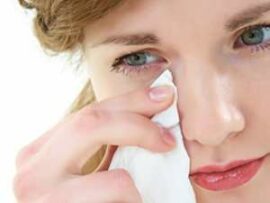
[108,69,197,203]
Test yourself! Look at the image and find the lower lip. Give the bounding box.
[190,156,265,191]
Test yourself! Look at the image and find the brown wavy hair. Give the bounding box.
[18,0,125,174]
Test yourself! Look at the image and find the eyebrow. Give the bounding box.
[91,33,160,48]
[226,2,270,31]
[91,2,270,48]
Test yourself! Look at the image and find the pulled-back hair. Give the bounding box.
[18,0,125,174]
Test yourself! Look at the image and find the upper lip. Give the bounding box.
[190,155,265,176]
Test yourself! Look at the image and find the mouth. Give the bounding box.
[189,154,267,191]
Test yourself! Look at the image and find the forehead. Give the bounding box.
[84,0,269,45]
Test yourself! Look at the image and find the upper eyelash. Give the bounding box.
[239,22,270,33]
[234,22,270,43]
[110,51,161,76]
[233,22,270,51]
[112,49,150,67]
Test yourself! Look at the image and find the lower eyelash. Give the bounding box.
[250,42,270,54]
[234,23,270,50]
[110,64,151,76]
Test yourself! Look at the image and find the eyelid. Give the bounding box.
[233,21,268,36]
[112,48,150,66]
[233,22,270,42]
[230,22,270,50]
[112,48,165,66]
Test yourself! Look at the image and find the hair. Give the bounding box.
[18,0,125,174]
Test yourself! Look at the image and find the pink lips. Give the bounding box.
[190,155,266,191]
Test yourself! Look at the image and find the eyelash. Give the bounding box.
[110,23,270,76]
[234,22,270,52]
[110,50,166,76]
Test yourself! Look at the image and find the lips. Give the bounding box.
[189,155,266,191]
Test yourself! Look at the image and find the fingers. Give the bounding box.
[16,85,174,170]
[14,85,175,202]
[43,169,143,203]
[14,167,143,202]
[86,85,175,117]
[37,110,176,175]
[15,126,57,170]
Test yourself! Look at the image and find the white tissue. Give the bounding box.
[108,69,196,203]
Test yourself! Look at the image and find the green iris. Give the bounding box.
[125,53,147,66]
[241,27,264,45]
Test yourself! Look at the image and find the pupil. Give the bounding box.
[127,53,146,66]
[241,27,264,45]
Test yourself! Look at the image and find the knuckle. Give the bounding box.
[16,145,36,168]
[40,181,73,203]
[121,113,143,130]
[142,86,151,96]
[73,108,110,135]
[13,167,36,201]
[137,86,151,101]
[88,109,109,124]
[127,116,150,144]
[110,169,134,190]
[15,146,29,168]
[42,192,66,203]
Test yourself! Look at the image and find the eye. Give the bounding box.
[110,51,166,76]
[234,24,270,52]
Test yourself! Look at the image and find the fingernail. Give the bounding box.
[158,126,176,146]
[149,85,174,102]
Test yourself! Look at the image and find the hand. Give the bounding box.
[13,85,175,203]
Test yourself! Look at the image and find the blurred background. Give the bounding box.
[0,1,88,201]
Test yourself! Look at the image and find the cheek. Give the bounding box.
[86,60,145,101]
[84,52,130,101]
[85,57,166,101]
[232,57,270,142]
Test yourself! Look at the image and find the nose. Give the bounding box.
[176,61,246,147]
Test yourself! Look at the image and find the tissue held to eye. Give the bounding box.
[108,69,197,203]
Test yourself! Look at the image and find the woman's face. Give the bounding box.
[83,0,270,202]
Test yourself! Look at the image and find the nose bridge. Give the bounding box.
[178,59,245,147]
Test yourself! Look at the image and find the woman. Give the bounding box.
[14,0,270,202]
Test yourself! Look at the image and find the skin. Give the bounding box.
[14,0,270,202]
[14,87,176,202]
[82,0,270,202]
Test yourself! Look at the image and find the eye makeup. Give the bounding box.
[233,23,270,53]
[109,22,270,77]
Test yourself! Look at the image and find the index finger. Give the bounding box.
[86,85,174,118]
